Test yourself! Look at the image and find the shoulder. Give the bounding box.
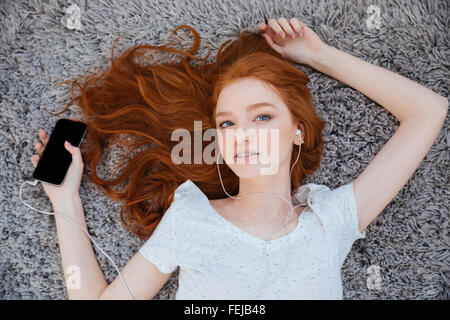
[167,179,205,217]
[293,181,353,227]
[293,182,331,207]
[173,179,199,200]
[294,181,352,207]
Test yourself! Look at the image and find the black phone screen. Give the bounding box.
[32,119,87,186]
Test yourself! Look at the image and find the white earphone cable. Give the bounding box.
[17,129,303,300]
[18,179,135,300]
[216,128,305,299]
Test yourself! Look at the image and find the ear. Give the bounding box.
[295,123,305,146]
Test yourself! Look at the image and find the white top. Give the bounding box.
[138,179,367,300]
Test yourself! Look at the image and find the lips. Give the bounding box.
[234,151,260,158]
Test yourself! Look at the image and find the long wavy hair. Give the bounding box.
[46,25,326,240]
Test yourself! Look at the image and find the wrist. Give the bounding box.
[51,193,82,214]
[308,43,334,72]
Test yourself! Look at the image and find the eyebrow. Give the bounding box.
[215,102,277,118]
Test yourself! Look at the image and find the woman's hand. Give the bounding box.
[30,129,84,206]
[259,17,326,66]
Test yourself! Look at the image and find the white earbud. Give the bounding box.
[296,129,303,145]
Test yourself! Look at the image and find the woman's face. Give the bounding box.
[214,77,301,178]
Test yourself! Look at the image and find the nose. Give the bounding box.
[235,127,256,145]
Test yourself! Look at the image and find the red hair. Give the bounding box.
[46,25,325,240]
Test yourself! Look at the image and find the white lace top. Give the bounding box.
[138,179,366,299]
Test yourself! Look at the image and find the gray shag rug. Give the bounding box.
[0,0,448,300]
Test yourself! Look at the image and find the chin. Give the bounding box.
[229,153,288,177]
[229,164,275,179]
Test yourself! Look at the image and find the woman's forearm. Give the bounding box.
[309,44,448,122]
[52,195,108,299]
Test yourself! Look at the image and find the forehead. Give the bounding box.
[216,78,282,114]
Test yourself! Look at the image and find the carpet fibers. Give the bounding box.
[0,0,448,299]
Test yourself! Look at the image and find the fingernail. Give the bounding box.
[65,141,71,147]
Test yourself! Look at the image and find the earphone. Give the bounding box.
[18,179,136,300]
[216,128,306,299]
[17,127,304,300]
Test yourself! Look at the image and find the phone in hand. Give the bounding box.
[32,119,87,186]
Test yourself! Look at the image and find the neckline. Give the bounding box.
[183,179,311,246]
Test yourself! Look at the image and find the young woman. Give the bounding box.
[30,17,447,300]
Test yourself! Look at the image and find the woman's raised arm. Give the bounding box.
[260,16,448,235]
[306,38,447,235]
[309,43,447,122]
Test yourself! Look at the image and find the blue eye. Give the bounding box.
[256,114,271,121]
[218,114,272,129]
[218,120,232,128]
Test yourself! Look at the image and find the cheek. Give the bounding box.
[216,128,292,165]
[257,128,283,154]
[260,129,292,158]
[217,130,234,162]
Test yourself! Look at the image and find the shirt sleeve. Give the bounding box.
[138,203,180,274]
[325,181,367,266]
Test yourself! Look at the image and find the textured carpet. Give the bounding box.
[0,0,448,300]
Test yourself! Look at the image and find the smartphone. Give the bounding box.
[32,119,87,186]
